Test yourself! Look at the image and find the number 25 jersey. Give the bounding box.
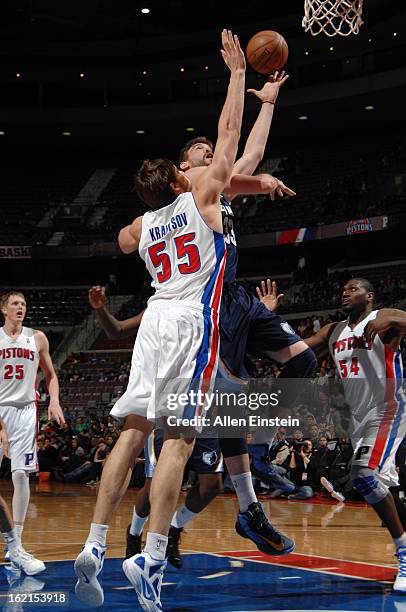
[0,327,39,407]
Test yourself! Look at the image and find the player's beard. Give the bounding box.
[191,157,212,168]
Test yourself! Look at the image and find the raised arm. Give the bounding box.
[193,30,245,229]
[232,71,289,177]
[89,286,145,339]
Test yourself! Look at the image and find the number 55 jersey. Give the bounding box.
[111,192,227,423]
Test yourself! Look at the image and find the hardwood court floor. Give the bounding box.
[0,480,398,569]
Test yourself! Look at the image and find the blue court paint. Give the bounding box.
[0,552,403,611]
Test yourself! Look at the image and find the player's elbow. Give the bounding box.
[118,229,137,254]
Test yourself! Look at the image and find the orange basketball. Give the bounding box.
[246,30,289,74]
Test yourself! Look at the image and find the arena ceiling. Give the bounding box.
[1,0,405,45]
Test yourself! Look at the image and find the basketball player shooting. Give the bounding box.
[74,29,246,612]
[0,290,65,575]
[305,278,406,593]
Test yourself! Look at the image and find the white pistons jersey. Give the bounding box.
[329,310,404,418]
[138,192,226,311]
[0,327,39,407]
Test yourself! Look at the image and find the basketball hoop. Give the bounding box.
[302,0,364,37]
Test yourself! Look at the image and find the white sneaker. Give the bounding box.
[74,542,106,607]
[9,548,46,576]
[394,546,406,593]
[320,477,345,502]
[123,552,166,612]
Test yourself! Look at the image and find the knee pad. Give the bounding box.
[351,465,389,504]
[279,348,317,379]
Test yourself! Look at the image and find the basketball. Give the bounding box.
[246,30,289,74]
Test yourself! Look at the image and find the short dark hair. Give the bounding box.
[178,137,214,165]
[352,278,375,294]
[134,158,178,209]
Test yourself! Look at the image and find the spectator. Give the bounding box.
[269,428,291,468]
[288,440,314,499]
[38,438,61,473]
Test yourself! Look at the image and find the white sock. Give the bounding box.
[130,508,148,537]
[171,505,197,529]
[394,532,406,549]
[86,523,109,547]
[3,529,18,553]
[231,472,257,512]
[144,532,167,561]
[14,523,23,545]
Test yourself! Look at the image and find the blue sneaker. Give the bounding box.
[123,552,166,612]
[394,546,406,593]
[235,501,295,556]
[74,542,106,607]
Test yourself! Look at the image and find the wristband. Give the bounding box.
[262,100,275,105]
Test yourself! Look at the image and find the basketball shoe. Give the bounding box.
[320,477,345,502]
[74,542,106,607]
[5,547,46,573]
[7,548,45,576]
[394,547,406,593]
[166,526,182,568]
[125,525,142,559]
[123,552,166,612]
[235,501,295,555]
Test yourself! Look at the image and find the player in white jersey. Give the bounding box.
[0,290,65,575]
[306,278,406,593]
[74,29,246,611]
[0,418,51,575]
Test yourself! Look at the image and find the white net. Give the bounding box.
[303,0,364,37]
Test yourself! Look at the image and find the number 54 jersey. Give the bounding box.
[329,311,406,484]
[139,192,226,310]
[329,310,404,415]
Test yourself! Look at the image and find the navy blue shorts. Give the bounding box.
[150,430,223,475]
[220,282,301,377]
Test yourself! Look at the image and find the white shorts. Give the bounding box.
[351,398,406,488]
[111,300,220,423]
[0,403,38,472]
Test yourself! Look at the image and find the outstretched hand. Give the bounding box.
[256,279,284,312]
[220,29,246,73]
[247,70,289,104]
[258,174,296,201]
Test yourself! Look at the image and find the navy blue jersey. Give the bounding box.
[219,283,301,377]
[221,195,238,284]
